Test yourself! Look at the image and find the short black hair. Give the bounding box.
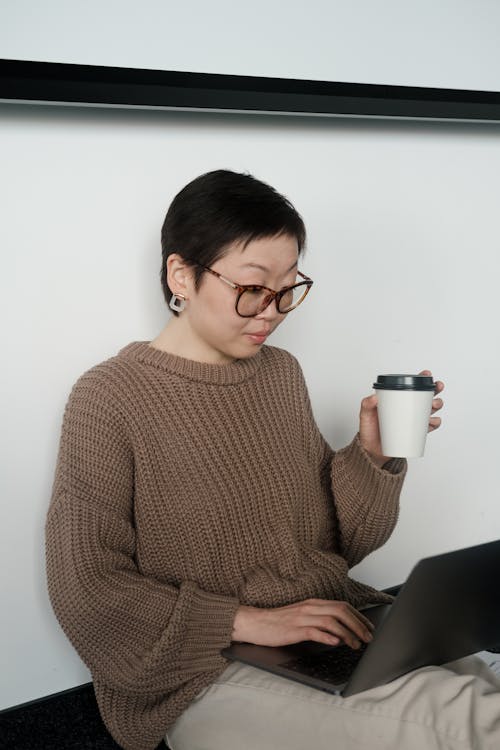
[160,169,307,314]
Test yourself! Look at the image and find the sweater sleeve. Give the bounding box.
[45,371,240,697]
[330,433,407,567]
[290,354,407,569]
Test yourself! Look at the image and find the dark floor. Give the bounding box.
[0,683,168,750]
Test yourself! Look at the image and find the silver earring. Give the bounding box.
[169,293,186,312]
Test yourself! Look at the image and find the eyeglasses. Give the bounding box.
[193,263,314,318]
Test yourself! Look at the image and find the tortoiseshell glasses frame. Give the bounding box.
[192,262,314,318]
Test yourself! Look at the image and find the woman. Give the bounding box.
[46,169,498,750]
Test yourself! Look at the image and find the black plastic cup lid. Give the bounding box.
[373,374,436,391]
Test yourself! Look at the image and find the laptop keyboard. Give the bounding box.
[280,643,368,685]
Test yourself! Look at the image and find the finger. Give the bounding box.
[302,601,374,641]
[307,617,364,649]
[301,628,340,647]
[418,370,444,395]
[360,394,378,413]
[433,380,445,395]
[310,600,375,632]
[346,607,376,632]
[431,397,444,413]
[327,606,375,643]
[428,417,441,431]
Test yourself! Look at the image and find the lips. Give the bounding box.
[246,329,271,344]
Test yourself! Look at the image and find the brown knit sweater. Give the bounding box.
[46,341,407,750]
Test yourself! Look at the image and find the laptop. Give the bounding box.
[222,539,500,697]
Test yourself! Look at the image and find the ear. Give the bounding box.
[166,254,195,298]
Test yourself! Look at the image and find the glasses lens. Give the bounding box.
[237,288,272,316]
[278,284,309,313]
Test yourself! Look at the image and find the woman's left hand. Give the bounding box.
[359,370,445,468]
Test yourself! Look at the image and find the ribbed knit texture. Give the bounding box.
[46,342,407,750]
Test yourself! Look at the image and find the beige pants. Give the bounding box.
[166,655,500,750]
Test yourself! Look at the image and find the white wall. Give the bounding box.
[2,0,500,713]
[2,104,500,710]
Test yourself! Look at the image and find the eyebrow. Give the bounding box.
[238,261,298,274]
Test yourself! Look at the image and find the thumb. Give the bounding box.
[360,394,378,414]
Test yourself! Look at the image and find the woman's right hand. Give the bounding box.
[231,598,375,650]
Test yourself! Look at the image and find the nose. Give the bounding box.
[254,295,283,324]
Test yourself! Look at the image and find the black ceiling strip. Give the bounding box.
[2,58,500,121]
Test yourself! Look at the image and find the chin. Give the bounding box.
[226,341,263,360]
[241,342,268,358]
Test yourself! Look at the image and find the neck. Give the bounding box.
[150,316,235,365]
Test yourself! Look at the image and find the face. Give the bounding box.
[170,233,300,363]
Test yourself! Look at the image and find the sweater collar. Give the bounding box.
[117,341,265,385]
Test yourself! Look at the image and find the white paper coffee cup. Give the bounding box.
[373,374,436,458]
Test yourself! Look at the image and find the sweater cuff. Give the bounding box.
[333,433,407,511]
[381,457,407,475]
[174,582,241,671]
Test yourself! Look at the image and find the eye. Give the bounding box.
[280,288,294,305]
[245,286,265,296]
